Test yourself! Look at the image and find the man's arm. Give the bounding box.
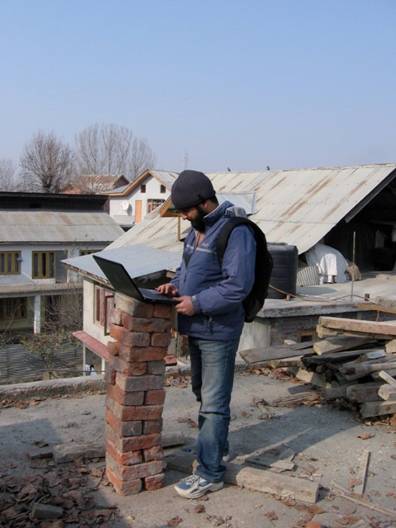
[193,225,256,315]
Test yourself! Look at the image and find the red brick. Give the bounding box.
[116,373,163,393]
[143,419,162,434]
[106,466,142,496]
[104,365,116,385]
[115,295,154,318]
[106,398,163,422]
[112,356,147,376]
[151,333,171,347]
[143,445,163,462]
[110,325,150,347]
[107,454,165,480]
[121,314,171,333]
[107,340,119,356]
[119,346,167,363]
[144,473,165,490]
[105,426,160,451]
[106,439,142,466]
[164,354,177,366]
[153,304,173,319]
[145,389,166,405]
[106,408,142,437]
[107,385,144,406]
[147,361,166,375]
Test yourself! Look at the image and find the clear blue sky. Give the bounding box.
[1,0,395,172]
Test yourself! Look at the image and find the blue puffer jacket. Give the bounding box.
[171,201,256,341]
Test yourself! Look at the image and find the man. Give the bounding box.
[157,170,256,499]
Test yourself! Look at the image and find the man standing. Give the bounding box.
[157,170,256,499]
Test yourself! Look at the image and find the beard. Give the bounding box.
[190,206,206,232]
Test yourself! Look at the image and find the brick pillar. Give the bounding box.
[105,293,173,495]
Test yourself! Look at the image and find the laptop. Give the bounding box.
[93,255,178,305]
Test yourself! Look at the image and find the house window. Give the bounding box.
[32,252,55,279]
[0,297,27,321]
[160,185,166,194]
[140,184,146,193]
[94,285,114,335]
[147,199,165,213]
[0,252,21,275]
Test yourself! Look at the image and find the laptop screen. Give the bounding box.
[93,256,143,302]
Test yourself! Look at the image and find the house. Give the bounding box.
[0,191,123,336]
[63,174,130,194]
[65,163,396,366]
[106,170,178,230]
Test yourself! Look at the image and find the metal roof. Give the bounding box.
[64,245,182,282]
[0,211,124,244]
[108,163,396,255]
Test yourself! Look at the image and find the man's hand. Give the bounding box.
[156,283,178,297]
[175,296,194,316]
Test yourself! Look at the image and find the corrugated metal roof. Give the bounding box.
[0,211,124,243]
[149,170,178,190]
[107,164,396,255]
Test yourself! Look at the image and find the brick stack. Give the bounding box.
[104,293,173,495]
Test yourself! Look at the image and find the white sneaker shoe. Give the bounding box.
[174,474,224,499]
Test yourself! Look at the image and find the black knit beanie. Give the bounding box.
[171,170,216,210]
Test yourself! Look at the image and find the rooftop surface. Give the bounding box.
[1,372,395,527]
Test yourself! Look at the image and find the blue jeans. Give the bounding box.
[189,337,239,483]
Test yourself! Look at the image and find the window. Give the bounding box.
[94,285,114,335]
[0,298,27,321]
[147,199,165,213]
[160,184,166,194]
[32,252,55,279]
[140,184,146,193]
[0,252,21,275]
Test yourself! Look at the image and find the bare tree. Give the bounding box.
[0,159,17,190]
[75,123,156,181]
[20,131,74,193]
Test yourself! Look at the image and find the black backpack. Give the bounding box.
[216,217,273,322]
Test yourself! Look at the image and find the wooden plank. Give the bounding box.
[240,345,311,364]
[377,370,396,385]
[166,452,319,503]
[295,368,330,388]
[303,348,385,367]
[385,339,396,353]
[346,383,382,403]
[360,400,396,418]
[313,336,375,355]
[357,302,396,316]
[318,317,396,337]
[354,449,370,496]
[339,360,396,381]
[317,325,395,340]
[372,368,396,380]
[378,384,396,400]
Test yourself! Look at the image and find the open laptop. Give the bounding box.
[93,255,178,305]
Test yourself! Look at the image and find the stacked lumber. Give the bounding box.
[297,316,396,419]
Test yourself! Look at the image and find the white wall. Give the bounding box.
[83,280,112,345]
[0,243,104,286]
[109,175,169,221]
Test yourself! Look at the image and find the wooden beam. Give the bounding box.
[240,343,312,364]
[354,449,370,496]
[360,400,396,418]
[166,452,319,503]
[339,360,396,381]
[313,336,375,355]
[318,317,396,337]
[378,384,396,401]
[377,370,396,385]
[346,383,382,403]
[385,339,396,353]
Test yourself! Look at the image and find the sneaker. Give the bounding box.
[174,474,224,499]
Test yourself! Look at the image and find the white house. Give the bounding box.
[0,191,123,335]
[107,170,178,229]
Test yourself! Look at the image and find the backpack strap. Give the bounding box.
[216,217,253,265]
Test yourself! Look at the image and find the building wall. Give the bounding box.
[0,243,105,286]
[109,175,169,221]
[83,280,112,345]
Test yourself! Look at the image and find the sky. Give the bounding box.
[1,0,396,173]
